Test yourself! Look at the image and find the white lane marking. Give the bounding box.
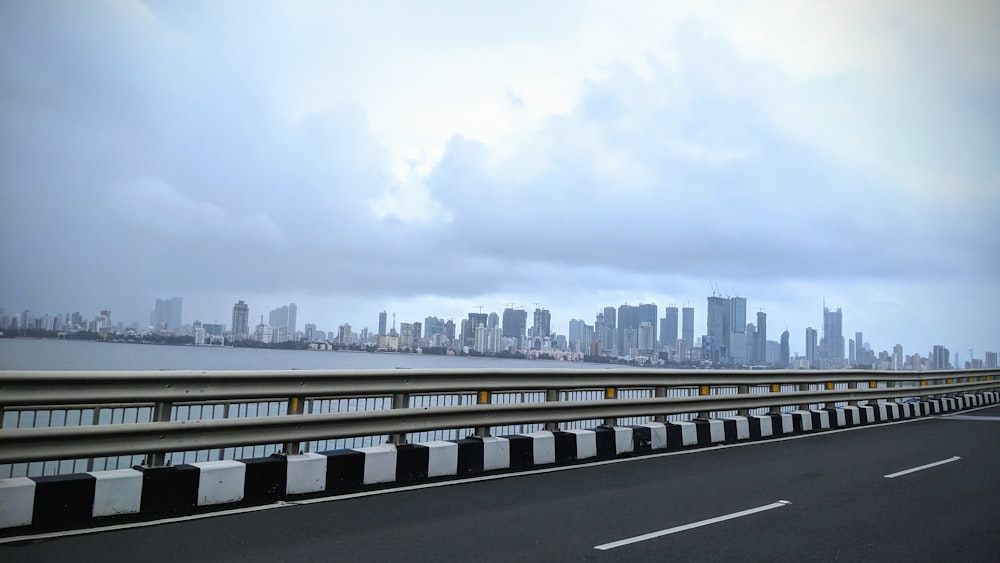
[594,500,792,550]
[884,456,961,479]
[941,415,1000,422]
[4,401,995,545]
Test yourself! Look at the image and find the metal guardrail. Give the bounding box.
[0,368,997,470]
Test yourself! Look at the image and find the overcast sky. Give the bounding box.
[2,1,998,358]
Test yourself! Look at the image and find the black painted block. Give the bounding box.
[722,419,739,442]
[664,423,685,448]
[824,408,842,428]
[243,456,287,503]
[552,431,578,462]
[593,427,617,458]
[692,419,714,445]
[503,435,534,469]
[455,438,484,475]
[630,425,653,452]
[768,413,787,435]
[137,464,199,515]
[395,444,429,483]
[32,473,96,527]
[858,407,873,424]
[747,417,764,439]
[809,410,823,429]
[322,449,364,491]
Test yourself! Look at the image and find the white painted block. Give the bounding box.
[481,437,510,471]
[833,408,847,427]
[777,413,793,434]
[841,406,859,425]
[899,403,912,418]
[750,415,772,437]
[420,441,458,478]
[670,421,698,446]
[726,417,750,440]
[522,431,556,465]
[877,404,889,422]
[611,426,633,454]
[90,468,142,517]
[638,422,668,449]
[810,410,831,429]
[791,411,813,432]
[929,400,941,414]
[0,477,35,529]
[286,453,327,494]
[697,419,725,443]
[860,406,875,422]
[357,444,397,485]
[193,460,246,506]
[565,429,597,459]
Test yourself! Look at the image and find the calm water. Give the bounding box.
[0,338,608,371]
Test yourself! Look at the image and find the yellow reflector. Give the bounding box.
[920,380,927,387]
[478,391,489,404]
[771,384,780,393]
[605,387,615,399]
[825,382,834,390]
[947,378,953,384]
[699,385,710,396]
[869,381,877,389]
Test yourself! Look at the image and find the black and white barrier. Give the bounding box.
[2,392,998,531]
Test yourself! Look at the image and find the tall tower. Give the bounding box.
[681,307,694,349]
[378,311,387,337]
[805,327,818,368]
[780,330,790,368]
[729,297,747,365]
[755,311,767,365]
[232,300,250,341]
[638,303,658,350]
[662,306,679,352]
[706,297,729,363]
[821,306,845,367]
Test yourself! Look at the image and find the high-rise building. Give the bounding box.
[805,327,818,368]
[602,306,617,355]
[568,319,586,351]
[755,311,767,365]
[820,306,845,367]
[638,322,655,355]
[502,308,527,349]
[617,304,639,356]
[150,297,183,332]
[638,303,658,351]
[378,311,387,337]
[681,307,694,349]
[780,330,790,368]
[532,308,551,339]
[849,338,857,366]
[893,344,904,370]
[706,297,729,363]
[729,297,747,365]
[931,345,950,370]
[288,303,297,336]
[985,351,998,369]
[662,307,679,353]
[231,300,250,341]
[466,312,489,348]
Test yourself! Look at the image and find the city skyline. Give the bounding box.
[3,291,995,366]
[1,4,997,361]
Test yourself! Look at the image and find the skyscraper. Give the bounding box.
[232,300,250,341]
[502,307,527,348]
[820,306,845,367]
[681,307,694,349]
[638,303,658,351]
[662,306,679,353]
[603,306,617,355]
[617,304,639,356]
[780,330,790,368]
[706,297,729,363]
[150,297,183,332]
[729,297,747,365]
[378,311,387,337]
[805,327,818,368]
[638,322,654,355]
[755,311,767,365]
[288,303,297,336]
[532,308,551,339]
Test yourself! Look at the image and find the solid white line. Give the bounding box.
[941,415,1000,422]
[884,456,961,479]
[594,500,791,550]
[4,401,995,545]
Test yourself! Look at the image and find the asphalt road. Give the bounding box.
[4,405,999,562]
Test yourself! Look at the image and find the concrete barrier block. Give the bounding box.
[192,460,246,506]
[638,423,667,449]
[859,406,875,423]
[748,415,772,438]
[138,465,199,515]
[810,409,831,429]
[286,453,327,495]
[481,437,510,471]
[612,426,633,454]
[723,417,750,441]
[523,431,556,465]
[357,444,397,485]
[791,411,813,432]
[422,440,458,478]
[564,429,597,459]
[667,421,698,446]
[0,477,36,529]
[91,468,142,517]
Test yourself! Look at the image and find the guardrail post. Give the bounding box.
[654,386,667,422]
[282,396,305,455]
[868,380,879,404]
[603,387,617,427]
[544,389,560,432]
[737,384,749,416]
[849,381,859,406]
[474,391,492,437]
[769,384,780,414]
[797,383,809,411]
[697,385,711,419]
[144,401,173,468]
[388,393,410,445]
[887,379,896,402]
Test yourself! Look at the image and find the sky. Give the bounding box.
[1,0,998,358]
